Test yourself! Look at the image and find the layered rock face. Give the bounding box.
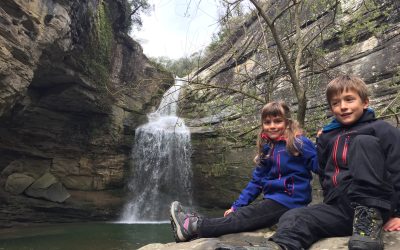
[183,0,400,208]
[0,0,172,225]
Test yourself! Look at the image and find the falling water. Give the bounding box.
[120,78,192,223]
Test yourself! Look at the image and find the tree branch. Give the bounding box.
[183,79,266,103]
[249,0,300,94]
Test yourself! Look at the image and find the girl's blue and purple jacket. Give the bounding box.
[231,136,318,210]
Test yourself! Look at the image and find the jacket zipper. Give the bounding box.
[332,135,341,187]
[277,153,281,180]
[342,136,350,165]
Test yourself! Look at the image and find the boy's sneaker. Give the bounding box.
[170,201,199,242]
[348,205,384,250]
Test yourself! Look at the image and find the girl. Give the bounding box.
[170,101,318,242]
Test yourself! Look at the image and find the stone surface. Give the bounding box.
[139,229,400,250]
[44,182,71,203]
[0,188,124,227]
[4,173,35,195]
[1,159,50,179]
[24,172,70,203]
[28,172,57,189]
[0,0,173,189]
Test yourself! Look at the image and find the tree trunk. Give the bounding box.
[296,89,307,127]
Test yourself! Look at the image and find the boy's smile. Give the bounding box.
[330,89,369,126]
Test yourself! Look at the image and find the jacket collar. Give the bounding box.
[322,108,376,132]
[261,133,287,142]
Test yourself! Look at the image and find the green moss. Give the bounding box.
[80,0,114,88]
[208,163,228,177]
[96,2,113,66]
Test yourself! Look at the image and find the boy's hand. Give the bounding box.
[224,207,234,217]
[383,217,400,231]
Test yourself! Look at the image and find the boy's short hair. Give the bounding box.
[326,75,369,106]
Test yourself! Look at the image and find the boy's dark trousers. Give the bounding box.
[271,135,393,250]
[198,199,289,238]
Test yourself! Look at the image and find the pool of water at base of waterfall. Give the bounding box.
[0,222,173,250]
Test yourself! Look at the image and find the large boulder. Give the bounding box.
[24,172,70,203]
[5,173,35,195]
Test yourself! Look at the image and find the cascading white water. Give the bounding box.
[120,78,192,223]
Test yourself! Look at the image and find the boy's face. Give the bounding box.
[330,89,369,126]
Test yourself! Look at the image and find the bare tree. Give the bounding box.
[247,0,339,126]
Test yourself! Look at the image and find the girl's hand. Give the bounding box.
[383,217,400,231]
[224,208,234,217]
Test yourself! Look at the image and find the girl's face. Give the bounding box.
[262,115,287,140]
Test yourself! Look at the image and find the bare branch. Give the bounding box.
[271,1,297,25]
[249,0,300,92]
[182,78,266,103]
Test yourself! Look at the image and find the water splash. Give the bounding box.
[120,79,192,222]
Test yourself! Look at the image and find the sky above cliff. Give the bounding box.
[131,0,220,60]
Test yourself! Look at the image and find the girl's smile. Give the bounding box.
[263,115,287,140]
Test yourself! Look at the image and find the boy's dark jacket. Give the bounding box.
[232,136,318,210]
[317,109,400,214]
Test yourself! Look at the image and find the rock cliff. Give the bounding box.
[0,0,173,226]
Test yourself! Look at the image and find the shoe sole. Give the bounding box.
[170,201,185,242]
[349,237,383,250]
[169,214,180,242]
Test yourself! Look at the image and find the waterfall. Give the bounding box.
[120,78,192,223]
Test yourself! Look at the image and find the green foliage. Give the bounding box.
[303,105,330,139]
[206,27,230,54]
[204,0,249,57]
[338,0,391,45]
[150,54,202,77]
[124,0,151,32]
[306,0,336,19]
[377,67,400,125]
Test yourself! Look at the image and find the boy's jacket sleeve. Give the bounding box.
[379,125,400,214]
[317,135,328,185]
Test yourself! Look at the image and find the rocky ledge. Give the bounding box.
[139,228,400,250]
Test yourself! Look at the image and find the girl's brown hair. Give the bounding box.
[255,101,303,164]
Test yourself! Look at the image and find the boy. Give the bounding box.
[262,75,400,250]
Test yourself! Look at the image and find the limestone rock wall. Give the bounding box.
[0,0,173,225]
